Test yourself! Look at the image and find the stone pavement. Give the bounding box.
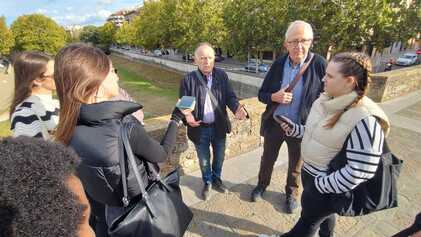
[180,90,421,237]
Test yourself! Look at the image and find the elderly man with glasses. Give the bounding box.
[251,20,327,214]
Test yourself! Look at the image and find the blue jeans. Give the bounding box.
[194,127,226,184]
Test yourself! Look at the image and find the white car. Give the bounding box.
[396,53,418,66]
[153,49,162,57]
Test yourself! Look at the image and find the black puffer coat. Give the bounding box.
[70,101,178,206]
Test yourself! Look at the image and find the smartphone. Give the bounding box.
[274,115,293,128]
[176,96,196,110]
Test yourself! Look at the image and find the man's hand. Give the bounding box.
[271,86,292,104]
[185,112,201,127]
[234,106,247,120]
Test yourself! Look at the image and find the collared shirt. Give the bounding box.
[202,73,215,123]
[273,56,305,123]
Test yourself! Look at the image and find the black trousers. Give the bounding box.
[88,196,110,237]
[258,119,302,198]
[282,170,336,237]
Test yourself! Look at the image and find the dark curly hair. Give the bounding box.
[0,136,84,237]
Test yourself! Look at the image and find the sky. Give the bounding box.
[0,0,143,27]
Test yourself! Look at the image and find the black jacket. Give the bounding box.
[179,68,240,143]
[258,53,327,125]
[70,101,178,206]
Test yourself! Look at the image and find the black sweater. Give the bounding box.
[70,101,178,206]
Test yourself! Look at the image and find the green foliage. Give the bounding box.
[100,0,421,57]
[114,22,137,45]
[132,0,167,49]
[98,22,117,46]
[11,14,66,54]
[0,16,14,56]
[224,0,287,59]
[80,25,100,44]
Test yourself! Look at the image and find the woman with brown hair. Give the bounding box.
[54,43,186,236]
[10,52,58,139]
[261,52,390,237]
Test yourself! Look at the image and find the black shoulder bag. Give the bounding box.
[328,137,403,216]
[260,53,314,136]
[108,123,193,237]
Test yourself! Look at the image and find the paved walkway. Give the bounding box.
[180,90,421,237]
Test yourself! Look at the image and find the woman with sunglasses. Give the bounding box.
[10,51,58,140]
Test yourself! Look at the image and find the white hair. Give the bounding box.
[194,42,215,58]
[284,20,314,41]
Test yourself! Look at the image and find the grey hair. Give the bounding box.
[284,20,314,41]
[194,42,215,58]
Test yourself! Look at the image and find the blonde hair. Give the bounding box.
[324,52,372,128]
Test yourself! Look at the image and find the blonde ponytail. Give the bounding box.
[324,52,372,128]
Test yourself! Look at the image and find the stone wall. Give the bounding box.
[368,65,421,102]
[144,97,265,175]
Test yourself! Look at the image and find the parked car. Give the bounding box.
[153,49,162,57]
[416,49,421,55]
[182,53,194,62]
[244,61,269,73]
[396,53,418,66]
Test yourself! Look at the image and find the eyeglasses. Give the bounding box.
[287,39,313,46]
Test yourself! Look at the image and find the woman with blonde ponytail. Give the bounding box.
[261,52,390,237]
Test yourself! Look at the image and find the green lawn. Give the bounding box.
[111,55,183,119]
[0,120,11,137]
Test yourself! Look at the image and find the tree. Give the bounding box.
[224,0,287,60]
[0,16,14,56]
[287,0,421,56]
[133,0,167,49]
[79,25,100,44]
[11,14,66,54]
[97,22,117,46]
[114,22,137,46]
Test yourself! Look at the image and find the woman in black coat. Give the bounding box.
[53,43,186,236]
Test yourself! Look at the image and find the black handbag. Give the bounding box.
[108,123,193,237]
[328,137,403,216]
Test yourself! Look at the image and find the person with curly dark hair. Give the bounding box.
[0,136,94,237]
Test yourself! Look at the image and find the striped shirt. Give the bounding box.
[287,116,385,193]
[313,116,384,193]
[10,94,59,139]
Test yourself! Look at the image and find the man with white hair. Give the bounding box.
[180,42,247,200]
[251,20,327,213]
